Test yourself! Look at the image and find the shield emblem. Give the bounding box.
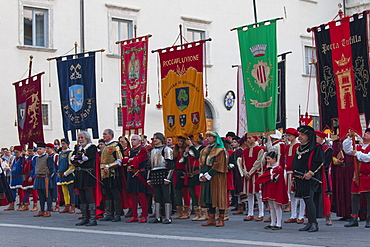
[176,87,189,111]
[191,112,200,125]
[180,114,186,127]
[17,102,27,129]
[167,115,175,128]
[251,61,270,91]
[69,84,84,112]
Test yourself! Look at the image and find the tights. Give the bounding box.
[175,188,190,207]
[351,192,370,216]
[268,200,282,227]
[78,188,95,204]
[303,190,317,224]
[38,189,52,211]
[61,183,75,205]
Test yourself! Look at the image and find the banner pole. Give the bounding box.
[151,38,212,54]
[46,48,105,61]
[230,17,283,31]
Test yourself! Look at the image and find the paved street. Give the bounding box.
[0,206,368,247]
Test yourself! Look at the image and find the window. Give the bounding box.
[24,7,48,47]
[117,105,123,127]
[41,102,51,129]
[304,46,316,76]
[112,18,133,54]
[186,29,205,42]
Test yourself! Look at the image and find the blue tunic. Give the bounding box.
[10,156,24,189]
[57,150,74,185]
[32,154,56,190]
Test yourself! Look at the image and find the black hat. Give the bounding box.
[297,125,316,151]
[60,137,70,145]
[226,131,236,138]
[36,142,46,148]
[98,139,105,143]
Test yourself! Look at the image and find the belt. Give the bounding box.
[359,173,370,177]
[75,167,94,172]
[11,174,23,178]
[128,167,146,173]
[338,163,353,167]
[35,174,51,178]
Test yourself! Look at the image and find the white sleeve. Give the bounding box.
[342,137,353,155]
[266,141,273,152]
[355,150,370,163]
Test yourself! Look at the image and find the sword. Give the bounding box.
[294,170,322,183]
[85,169,104,185]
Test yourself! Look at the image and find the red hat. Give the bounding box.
[14,146,22,152]
[252,136,259,141]
[315,130,326,139]
[46,143,55,148]
[285,128,299,138]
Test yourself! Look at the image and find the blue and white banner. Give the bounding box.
[57,52,99,141]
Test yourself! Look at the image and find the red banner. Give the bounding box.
[159,42,206,138]
[329,19,362,138]
[120,36,149,136]
[14,72,45,146]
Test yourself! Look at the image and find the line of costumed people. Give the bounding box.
[3,125,370,231]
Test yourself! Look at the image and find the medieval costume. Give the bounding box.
[199,131,228,227]
[284,128,305,224]
[0,164,15,207]
[57,138,75,214]
[21,147,38,212]
[343,131,370,228]
[32,143,56,217]
[7,146,25,211]
[148,135,175,224]
[292,126,325,232]
[241,137,265,221]
[99,140,123,222]
[124,143,149,223]
[256,152,288,230]
[46,143,60,212]
[72,142,98,226]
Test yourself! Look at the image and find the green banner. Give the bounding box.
[237,19,278,135]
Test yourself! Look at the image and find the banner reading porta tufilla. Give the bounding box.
[159,42,206,137]
[237,19,278,135]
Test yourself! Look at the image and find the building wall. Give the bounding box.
[0,0,367,147]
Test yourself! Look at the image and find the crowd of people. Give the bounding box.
[1,126,370,232]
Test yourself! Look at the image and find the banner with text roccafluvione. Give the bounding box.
[237,19,278,136]
[159,42,206,138]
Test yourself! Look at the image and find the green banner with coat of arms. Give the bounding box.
[237,19,278,135]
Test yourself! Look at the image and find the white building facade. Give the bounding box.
[0,0,367,147]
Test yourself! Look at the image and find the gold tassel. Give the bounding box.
[43,116,47,124]
[147,94,150,104]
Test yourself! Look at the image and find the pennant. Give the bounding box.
[14,72,45,146]
[314,11,369,138]
[56,52,99,141]
[237,19,278,136]
[120,36,149,136]
[236,65,247,136]
[159,42,206,137]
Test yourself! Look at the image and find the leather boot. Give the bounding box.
[180,206,190,219]
[30,203,38,211]
[149,202,162,223]
[18,203,29,211]
[299,223,312,231]
[162,203,172,224]
[284,202,291,212]
[86,203,97,226]
[201,213,216,226]
[325,214,332,226]
[100,200,113,221]
[344,216,359,227]
[197,208,209,221]
[232,204,243,215]
[308,223,319,232]
[224,209,229,221]
[59,204,70,213]
[174,206,183,219]
[192,206,201,221]
[76,204,89,226]
[69,204,76,213]
[365,216,370,228]
[52,205,60,212]
[4,202,15,211]
[33,211,44,217]
[43,211,51,217]
[216,214,225,227]
[112,200,121,222]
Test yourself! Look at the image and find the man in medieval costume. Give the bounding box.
[292,126,325,232]
[199,131,228,227]
[99,129,124,222]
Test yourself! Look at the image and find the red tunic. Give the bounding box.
[285,142,300,193]
[226,150,234,191]
[352,144,370,194]
[272,140,286,169]
[243,145,263,194]
[255,164,288,205]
